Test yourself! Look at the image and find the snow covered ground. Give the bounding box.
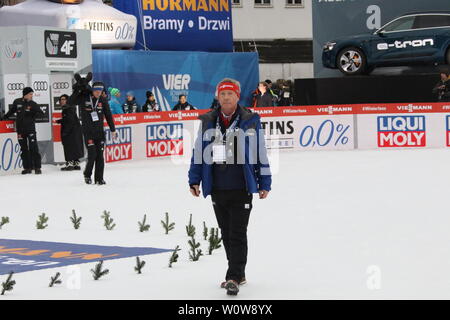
[1,148,450,299]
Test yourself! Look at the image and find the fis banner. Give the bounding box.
[0,239,171,275]
[113,0,233,52]
[93,49,259,110]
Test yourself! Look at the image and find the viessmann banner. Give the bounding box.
[113,0,233,52]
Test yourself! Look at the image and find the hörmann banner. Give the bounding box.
[113,0,233,52]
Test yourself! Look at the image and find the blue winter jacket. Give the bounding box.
[109,96,123,115]
[188,106,272,198]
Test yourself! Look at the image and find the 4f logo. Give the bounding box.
[44,30,77,58]
[61,40,75,56]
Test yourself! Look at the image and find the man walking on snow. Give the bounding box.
[188,78,272,296]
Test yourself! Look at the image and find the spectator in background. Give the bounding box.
[255,82,274,108]
[432,72,450,102]
[142,91,160,112]
[108,87,123,114]
[56,94,84,171]
[173,94,197,110]
[278,80,293,106]
[4,87,43,174]
[122,91,141,113]
[265,79,278,106]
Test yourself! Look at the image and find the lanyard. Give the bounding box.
[89,97,99,112]
[216,113,240,143]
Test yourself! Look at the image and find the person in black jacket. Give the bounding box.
[77,81,117,185]
[56,94,84,171]
[4,87,44,175]
[172,94,197,111]
[255,82,274,108]
[142,91,160,112]
[432,72,450,101]
[122,91,141,113]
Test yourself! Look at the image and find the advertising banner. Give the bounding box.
[113,0,233,52]
[0,238,171,275]
[2,74,28,114]
[92,50,259,111]
[0,124,22,175]
[312,0,450,78]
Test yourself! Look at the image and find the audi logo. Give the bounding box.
[33,81,49,91]
[52,82,70,90]
[7,83,25,91]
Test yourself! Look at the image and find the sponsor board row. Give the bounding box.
[4,106,450,174]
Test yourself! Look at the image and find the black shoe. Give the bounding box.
[84,176,92,184]
[34,169,42,175]
[73,165,81,171]
[21,169,32,175]
[95,179,106,185]
[61,163,74,171]
[224,280,239,296]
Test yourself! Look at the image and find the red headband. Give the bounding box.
[217,82,240,98]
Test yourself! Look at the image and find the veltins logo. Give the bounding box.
[377,116,426,147]
[146,123,183,157]
[105,127,132,162]
[0,238,170,275]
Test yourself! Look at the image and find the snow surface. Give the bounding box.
[1,148,450,299]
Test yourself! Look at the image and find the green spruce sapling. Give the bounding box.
[185,214,196,237]
[91,260,109,280]
[208,227,222,255]
[188,236,203,261]
[168,245,181,268]
[161,212,175,235]
[49,272,62,287]
[134,257,146,274]
[203,221,208,240]
[101,210,116,231]
[138,214,150,232]
[0,217,10,230]
[36,213,49,230]
[1,272,15,295]
[70,210,82,230]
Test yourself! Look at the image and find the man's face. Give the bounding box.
[258,84,267,93]
[93,90,102,99]
[441,73,448,81]
[127,95,133,101]
[180,96,187,104]
[218,90,239,115]
[24,92,33,101]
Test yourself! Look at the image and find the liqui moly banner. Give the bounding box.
[104,127,133,163]
[146,123,183,157]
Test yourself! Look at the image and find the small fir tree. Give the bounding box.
[188,236,203,261]
[208,228,222,255]
[161,212,175,235]
[202,221,208,240]
[0,217,10,230]
[1,272,15,295]
[101,210,116,230]
[185,214,196,237]
[36,213,49,230]
[134,257,146,274]
[49,272,62,287]
[91,260,109,280]
[138,214,150,232]
[168,245,181,268]
[70,210,82,230]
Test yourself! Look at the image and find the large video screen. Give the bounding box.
[313,0,450,78]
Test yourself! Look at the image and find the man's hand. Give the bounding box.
[112,131,118,140]
[190,185,201,197]
[259,190,269,199]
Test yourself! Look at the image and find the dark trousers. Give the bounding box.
[83,138,105,181]
[211,190,253,282]
[18,132,41,170]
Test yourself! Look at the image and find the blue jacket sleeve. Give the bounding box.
[188,123,203,186]
[255,116,272,191]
